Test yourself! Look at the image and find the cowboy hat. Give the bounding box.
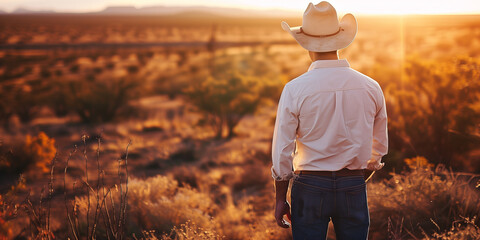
[282,1,357,52]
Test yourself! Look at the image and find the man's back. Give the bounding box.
[271,59,388,180]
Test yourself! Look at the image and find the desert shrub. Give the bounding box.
[47,81,71,117]
[54,77,140,123]
[0,84,42,124]
[368,157,480,239]
[159,221,223,240]
[0,132,56,175]
[77,171,288,239]
[127,65,139,74]
[164,157,288,239]
[23,132,56,174]
[387,56,480,170]
[75,175,217,236]
[185,72,264,138]
[404,156,434,170]
[129,175,216,233]
[0,176,26,239]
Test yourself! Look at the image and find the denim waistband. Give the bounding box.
[294,168,365,177]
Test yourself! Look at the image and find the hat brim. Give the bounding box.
[282,13,357,52]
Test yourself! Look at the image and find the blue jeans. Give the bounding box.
[291,173,369,240]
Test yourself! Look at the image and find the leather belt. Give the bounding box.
[294,168,364,177]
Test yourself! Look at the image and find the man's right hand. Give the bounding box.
[275,200,291,228]
[367,161,384,171]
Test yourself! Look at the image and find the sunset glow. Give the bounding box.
[1,0,480,15]
[1,0,480,237]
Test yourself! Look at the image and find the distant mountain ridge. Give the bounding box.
[3,5,300,18]
[99,5,299,17]
[11,7,55,14]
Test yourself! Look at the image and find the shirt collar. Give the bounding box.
[307,59,350,72]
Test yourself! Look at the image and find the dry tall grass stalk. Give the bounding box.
[63,135,131,239]
[64,145,79,240]
[22,152,57,240]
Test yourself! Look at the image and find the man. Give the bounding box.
[271,2,388,239]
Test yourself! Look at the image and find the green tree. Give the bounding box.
[186,73,263,139]
[184,53,285,139]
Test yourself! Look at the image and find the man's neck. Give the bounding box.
[309,51,339,61]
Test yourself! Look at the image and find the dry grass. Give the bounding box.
[429,216,480,240]
[368,160,480,239]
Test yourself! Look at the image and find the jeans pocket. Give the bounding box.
[292,181,325,225]
[346,186,369,223]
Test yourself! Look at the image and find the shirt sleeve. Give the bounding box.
[271,85,298,181]
[367,86,388,170]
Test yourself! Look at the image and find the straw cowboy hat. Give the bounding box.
[282,1,357,52]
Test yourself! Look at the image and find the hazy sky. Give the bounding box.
[1,0,480,14]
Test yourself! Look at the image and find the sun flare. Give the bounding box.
[266,0,479,15]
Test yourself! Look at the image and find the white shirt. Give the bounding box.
[271,59,388,181]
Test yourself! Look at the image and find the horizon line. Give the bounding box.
[2,4,480,16]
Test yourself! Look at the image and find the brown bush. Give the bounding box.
[368,158,480,239]
[386,56,480,170]
[50,77,140,124]
[0,132,56,176]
